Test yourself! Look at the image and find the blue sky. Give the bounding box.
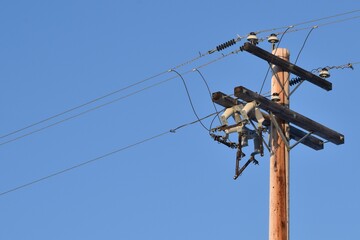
[0,1,359,239]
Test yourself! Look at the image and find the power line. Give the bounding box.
[1,71,166,140]
[257,14,360,43]
[0,77,176,147]
[209,10,360,55]
[256,9,359,35]
[0,132,170,197]
[0,112,218,197]
[3,10,358,140]
[0,53,208,140]
[273,15,360,38]
[0,49,241,147]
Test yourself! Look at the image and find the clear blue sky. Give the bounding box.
[0,1,359,239]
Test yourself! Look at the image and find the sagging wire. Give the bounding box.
[170,69,209,131]
[0,112,219,197]
[193,69,221,124]
[294,26,317,64]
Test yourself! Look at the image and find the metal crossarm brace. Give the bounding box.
[212,92,324,150]
[241,42,332,91]
[234,86,344,145]
[290,131,313,150]
[269,112,290,150]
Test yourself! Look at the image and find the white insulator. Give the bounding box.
[271,93,280,102]
[267,33,279,43]
[319,68,330,78]
[247,32,258,44]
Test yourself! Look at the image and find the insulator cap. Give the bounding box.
[319,68,330,78]
[247,32,258,45]
[268,33,279,43]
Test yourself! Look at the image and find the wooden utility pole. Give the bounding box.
[213,41,344,240]
[269,48,290,240]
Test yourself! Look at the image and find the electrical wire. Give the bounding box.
[307,14,360,29]
[209,108,225,134]
[294,26,317,65]
[0,71,161,139]
[170,112,218,133]
[170,69,209,131]
[288,27,318,96]
[2,10,358,196]
[193,69,221,124]
[0,49,242,147]
[0,112,218,197]
[0,53,210,140]
[0,77,177,147]
[255,9,360,35]
[258,15,360,43]
[207,10,360,55]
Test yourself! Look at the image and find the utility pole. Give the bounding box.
[210,38,344,240]
[269,48,290,240]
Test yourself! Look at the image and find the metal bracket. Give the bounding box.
[289,131,314,150]
[269,112,290,150]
